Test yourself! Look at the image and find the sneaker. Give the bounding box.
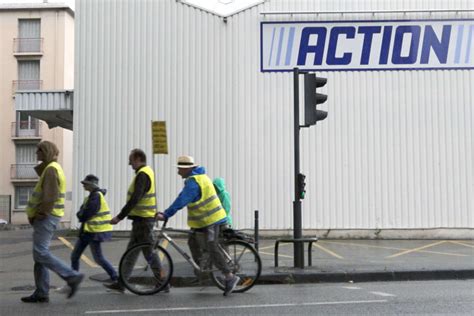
[55,285,71,295]
[21,295,49,303]
[101,277,117,284]
[194,270,210,285]
[66,273,84,299]
[103,281,125,293]
[161,283,171,293]
[223,275,240,296]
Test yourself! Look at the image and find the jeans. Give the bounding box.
[71,236,117,281]
[32,215,80,298]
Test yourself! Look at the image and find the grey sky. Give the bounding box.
[0,0,75,10]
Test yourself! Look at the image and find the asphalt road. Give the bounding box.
[1,280,473,315]
[1,229,473,315]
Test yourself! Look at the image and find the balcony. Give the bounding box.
[11,121,42,140]
[10,164,39,182]
[12,80,42,93]
[15,90,74,130]
[13,38,43,56]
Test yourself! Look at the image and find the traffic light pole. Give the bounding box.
[293,67,304,269]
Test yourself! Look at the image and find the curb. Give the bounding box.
[0,223,31,231]
[256,269,474,284]
[90,269,474,288]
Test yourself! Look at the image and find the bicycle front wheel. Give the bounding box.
[119,242,173,295]
[211,240,262,293]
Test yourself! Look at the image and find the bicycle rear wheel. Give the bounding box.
[119,242,173,295]
[210,240,261,293]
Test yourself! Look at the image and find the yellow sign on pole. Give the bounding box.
[151,121,168,154]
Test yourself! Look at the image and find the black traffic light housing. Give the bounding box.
[297,173,306,199]
[304,73,328,126]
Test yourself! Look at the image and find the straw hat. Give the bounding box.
[175,155,198,168]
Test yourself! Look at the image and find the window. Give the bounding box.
[16,112,38,131]
[15,186,35,209]
[18,19,41,52]
[17,60,40,90]
[16,144,37,163]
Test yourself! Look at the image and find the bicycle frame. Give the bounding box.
[154,220,232,273]
[118,219,261,295]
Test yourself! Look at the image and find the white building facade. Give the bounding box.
[73,0,473,237]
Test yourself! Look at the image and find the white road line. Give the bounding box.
[341,286,362,290]
[370,291,396,297]
[85,299,388,314]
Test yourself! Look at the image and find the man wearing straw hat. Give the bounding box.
[156,155,240,296]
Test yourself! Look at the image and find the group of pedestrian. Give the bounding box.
[22,141,236,303]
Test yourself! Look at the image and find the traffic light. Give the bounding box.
[304,73,328,126]
[297,173,306,199]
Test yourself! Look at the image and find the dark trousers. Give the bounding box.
[188,223,231,274]
[71,236,117,281]
[121,220,162,282]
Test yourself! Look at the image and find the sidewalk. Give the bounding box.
[90,237,474,286]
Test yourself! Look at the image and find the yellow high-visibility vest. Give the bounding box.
[26,161,66,218]
[187,174,226,228]
[127,166,157,218]
[83,192,113,233]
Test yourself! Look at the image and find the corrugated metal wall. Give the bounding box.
[74,0,473,231]
[16,90,73,111]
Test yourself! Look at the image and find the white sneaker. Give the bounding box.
[223,276,240,296]
[55,285,71,295]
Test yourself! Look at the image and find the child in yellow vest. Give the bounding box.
[70,175,117,282]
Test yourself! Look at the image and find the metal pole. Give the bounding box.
[151,121,158,226]
[254,210,259,252]
[293,68,304,268]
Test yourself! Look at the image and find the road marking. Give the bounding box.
[258,244,278,251]
[57,237,98,268]
[259,250,293,258]
[386,241,447,258]
[321,241,467,257]
[313,243,344,259]
[342,286,362,290]
[260,241,344,259]
[370,291,396,297]
[449,241,474,248]
[85,299,388,314]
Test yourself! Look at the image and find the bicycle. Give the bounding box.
[118,219,262,295]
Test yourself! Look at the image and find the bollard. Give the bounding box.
[254,210,259,252]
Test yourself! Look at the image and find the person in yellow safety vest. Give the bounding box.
[156,155,241,296]
[70,174,118,283]
[21,141,84,304]
[106,148,168,293]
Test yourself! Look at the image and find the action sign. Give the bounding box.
[260,19,474,72]
[151,121,168,154]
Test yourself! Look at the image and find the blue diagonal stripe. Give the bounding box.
[285,27,295,66]
[276,27,285,66]
[454,25,464,64]
[465,25,473,64]
[268,27,276,67]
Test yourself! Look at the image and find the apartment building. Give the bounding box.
[0,3,74,224]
